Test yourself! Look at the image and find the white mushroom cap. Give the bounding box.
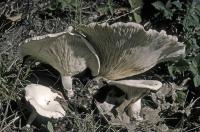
[25,84,66,118]
[77,22,185,80]
[108,79,162,100]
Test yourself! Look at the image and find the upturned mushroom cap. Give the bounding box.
[106,79,162,120]
[95,80,162,124]
[25,84,66,118]
[107,79,162,100]
[20,31,100,77]
[77,22,185,80]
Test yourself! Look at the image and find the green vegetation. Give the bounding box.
[152,0,200,87]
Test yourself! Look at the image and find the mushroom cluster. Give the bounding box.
[20,22,185,126]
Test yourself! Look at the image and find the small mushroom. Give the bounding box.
[20,30,100,98]
[107,79,162,120]
[24,84,66,127]
[77,22,185,80]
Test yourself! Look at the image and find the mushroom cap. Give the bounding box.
[77,22,185,80]
[108,79,162,100]
[20,31,100,76]
[25,84,66,118]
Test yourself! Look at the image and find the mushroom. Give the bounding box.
[76,22,185,120]
[76,22,185,80]
[20,30,100,98]
[107,79,162,120]
[24,84,66,127]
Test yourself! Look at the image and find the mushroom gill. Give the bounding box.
[76,22,185,80]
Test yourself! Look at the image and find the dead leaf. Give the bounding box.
[7,13,22,22]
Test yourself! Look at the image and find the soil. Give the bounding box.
[0,0,200,132]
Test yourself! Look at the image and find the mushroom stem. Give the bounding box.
[61,76,74,98]
[127,99,143,121]
[26,109,38,127]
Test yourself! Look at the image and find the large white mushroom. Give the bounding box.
[25,84,66,127]
[76,22,185,120]
[76,22,185,80]
[20,30,100,98]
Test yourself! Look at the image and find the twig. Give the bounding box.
[186,125,200,132]
[0,116,20,132]
[101,7,141,23]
